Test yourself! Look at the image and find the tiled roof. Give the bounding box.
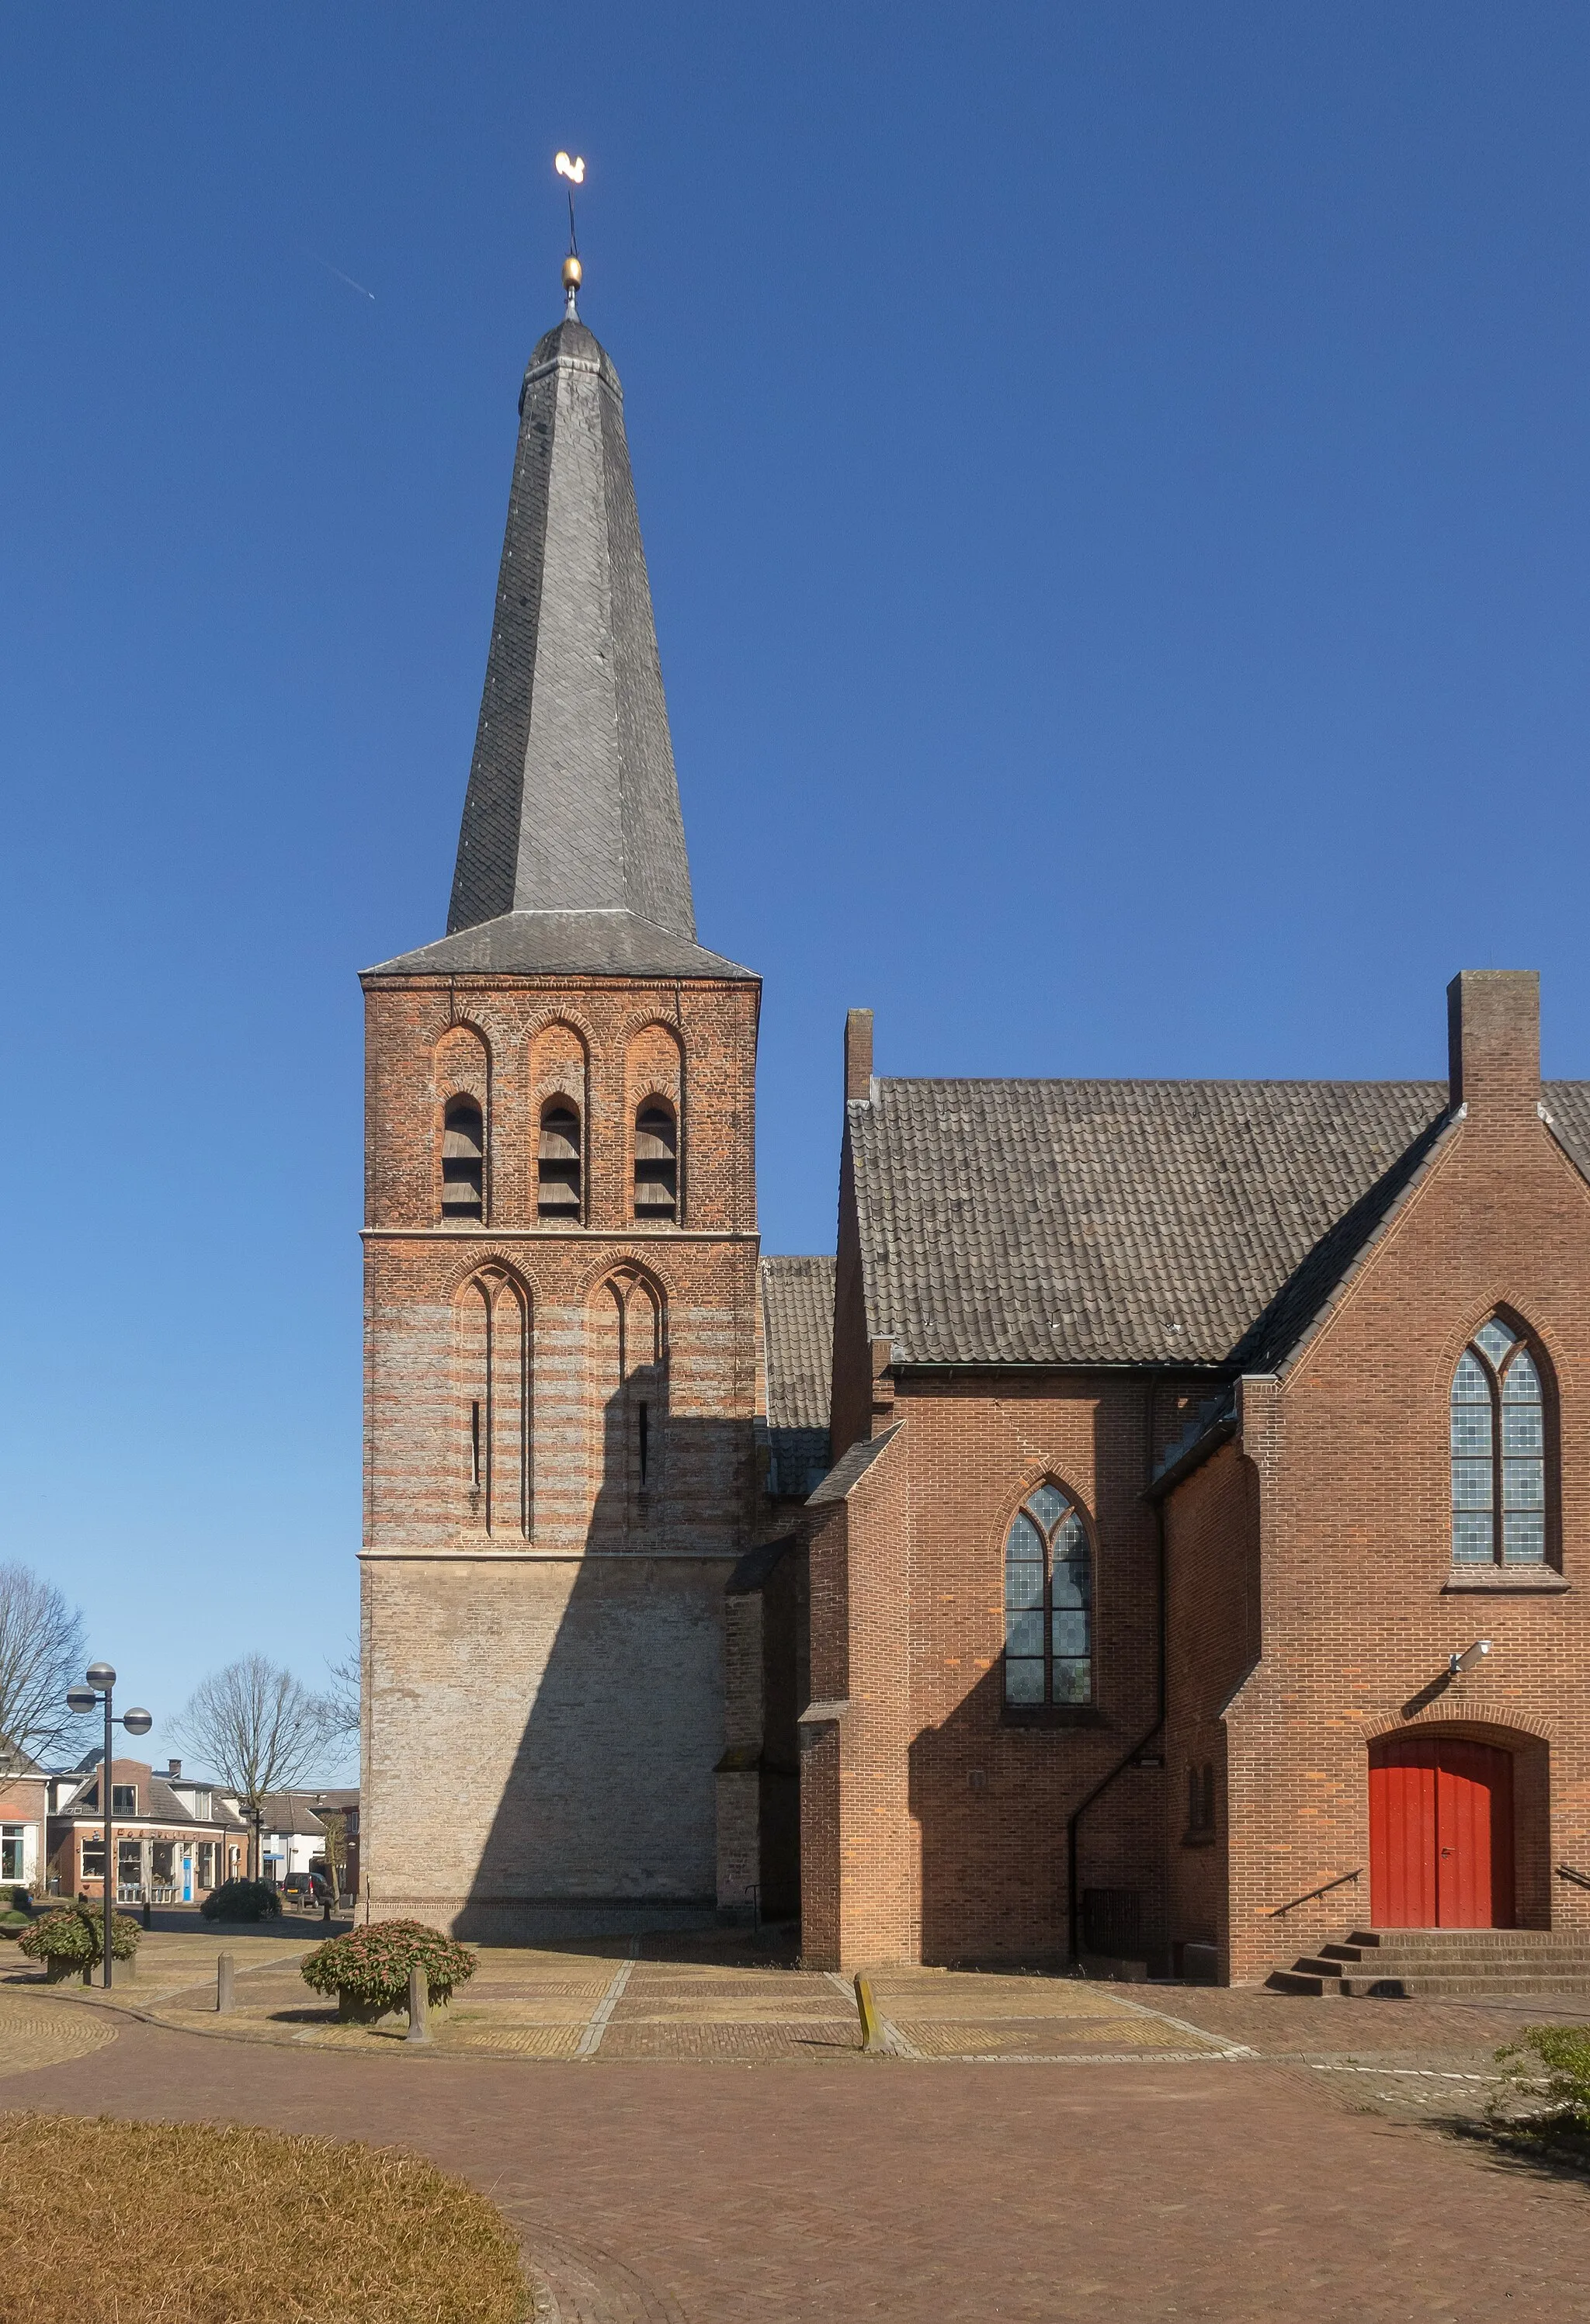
[760,1257,835,1430]
[365,908,754,982]
[760,1256,835,1497]
[445,311,697,944]
[849,1079,1590,1371]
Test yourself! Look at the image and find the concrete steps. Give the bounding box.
[1267,1926,1590,1998]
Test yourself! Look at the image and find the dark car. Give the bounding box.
[281,1871,330,1908]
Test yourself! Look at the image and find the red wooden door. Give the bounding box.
[1369,1737,1514,1928]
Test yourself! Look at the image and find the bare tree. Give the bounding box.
[173,1656,333,1881]
[321,1642,360,1741]
[0,1563,87,1767]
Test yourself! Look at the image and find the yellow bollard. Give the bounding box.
[853,1972,887,2055]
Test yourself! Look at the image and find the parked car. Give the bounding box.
[281,1871,329,1909]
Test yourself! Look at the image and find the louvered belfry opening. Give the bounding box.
[441,1098,484,1223]
[538,1098,582,1220]
[634,1100,678,1221]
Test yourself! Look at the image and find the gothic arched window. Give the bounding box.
[537,1100,581,1219]
[1004,1482,1093,1707]
[1451,1316,1547,1566]
[634,1099,678,1222]
[441,1098,484,1223]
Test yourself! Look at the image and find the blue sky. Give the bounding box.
[3,3,1589,1764]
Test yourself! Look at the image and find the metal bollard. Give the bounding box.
[406,1962,429,2044]
[217,1951,234,2014]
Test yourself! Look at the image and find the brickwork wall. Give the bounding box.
[361,967,761,1933]
[1211,1066,1590,1982]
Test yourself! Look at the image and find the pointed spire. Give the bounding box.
[446,262,698,946]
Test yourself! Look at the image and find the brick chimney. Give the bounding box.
[1447,970,1540,1115]
[845,1008,874,1104]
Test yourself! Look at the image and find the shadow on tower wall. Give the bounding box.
[449,1388,755,1944]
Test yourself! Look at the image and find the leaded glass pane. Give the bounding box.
[1501,1401,1543,1454]
[1453,1459,1494,1510]
[1453,1351,1490,1400]
[1005,1559,1043,1611]
[1503,1458,1544,1511]
[1005,1611,1043,1657]
[1005,1511,1043,1563]
[1005,1658,1044,1705]
[1453,1510,1495,1563]
[1054,1509,1088,1556]
[1503,1511,1547,1564]
[1052,1610,1091,1656]
[1451,1402,1492,1455]
[1502,1350,1541,1401]
[1028,1483,1068,1533]
[1052,1556,1092,1610]
[1052,1659,1092,1705]
[1475,1320,1517,1368]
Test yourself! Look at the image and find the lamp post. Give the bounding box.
[64,1664,152,1990]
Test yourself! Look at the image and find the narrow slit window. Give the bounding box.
[634,1101,678,1222]
[469,1400,482,1490]
[441,1098,484,1223]
[1451,1318,1547,1566]
[1003,1482,1093,1707]
[538,1101,581,1219]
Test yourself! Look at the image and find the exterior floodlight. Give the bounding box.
[122,1708,152,1737]
[1449,1639,1492,1677]
[85,1662,116,1690]
[64,1685,97,1716]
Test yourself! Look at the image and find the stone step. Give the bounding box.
[1338,1971,1590,1998]
[1331,1948,1590,1972]
[1345,1927,1588,1951]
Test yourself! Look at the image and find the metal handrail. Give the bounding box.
[1557,1864,1590,1892]
[1265,1868,1363,1919]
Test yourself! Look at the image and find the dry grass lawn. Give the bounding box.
[0,2112,529,2322]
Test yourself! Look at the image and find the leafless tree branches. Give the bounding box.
[173,1656,335,1876]
[0,1563,87,1767]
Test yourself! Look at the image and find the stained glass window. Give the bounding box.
[1451,1320,1547,1566]
[1004,1486,1093,1705]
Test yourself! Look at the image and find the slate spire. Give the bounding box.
[446,274,696,942]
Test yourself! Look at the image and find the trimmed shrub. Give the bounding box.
[200,1878,281,1923]
[18,1903,140,1964]
[301,1920,476,2011]
[1495,2025,1590,2134]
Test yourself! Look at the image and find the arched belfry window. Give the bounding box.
[1452,1316,1547,1566]
[634,1100,678,1222]
[1004,1483,1093,1706]
[441,1098,484,1223]
[538,1100,581,1220]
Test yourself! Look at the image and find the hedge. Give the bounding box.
[200,1878,282,1923]
[18,1904,141,1964]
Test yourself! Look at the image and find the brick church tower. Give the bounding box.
[359,262,762,1937]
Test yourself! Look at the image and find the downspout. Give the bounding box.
[1066,1377,1168,1967]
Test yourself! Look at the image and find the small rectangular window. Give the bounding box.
[0,1826,24,1882]
[81,1840,106,1879]
[111,1785,136,1812]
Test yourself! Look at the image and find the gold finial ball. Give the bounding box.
[561,255,583,290]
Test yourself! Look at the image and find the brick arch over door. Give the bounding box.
[454,1267,530,1539]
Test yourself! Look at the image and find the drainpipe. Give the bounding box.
[1067,1377,1169,1967]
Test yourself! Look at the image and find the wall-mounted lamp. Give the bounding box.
[1449,1639,1492,1677]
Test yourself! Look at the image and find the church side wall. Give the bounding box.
[1220,1101,1590,1986]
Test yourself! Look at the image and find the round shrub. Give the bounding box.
[200,1878,282,1923]
[19,1904,140,1964]
[301,1920,476,2011]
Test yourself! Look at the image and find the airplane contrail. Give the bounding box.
[312,255,377,302]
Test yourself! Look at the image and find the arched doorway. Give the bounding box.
[1369,1734,1515,1928]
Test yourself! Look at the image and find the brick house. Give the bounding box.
[0,1750,49,1895]
[48,1757,247,1903]
[363,261,1590,1981]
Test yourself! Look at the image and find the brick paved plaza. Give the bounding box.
[3,1929,1589,2320]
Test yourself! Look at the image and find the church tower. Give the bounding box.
[359,260,762,1937]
